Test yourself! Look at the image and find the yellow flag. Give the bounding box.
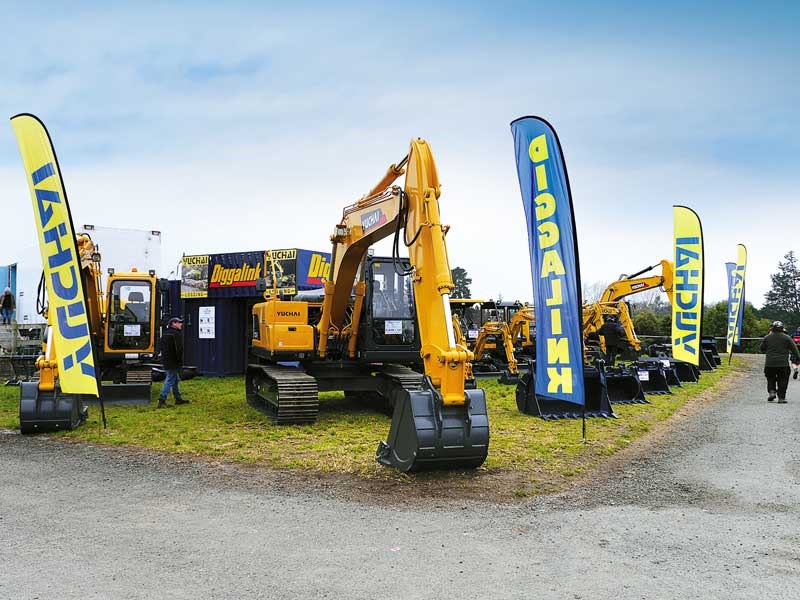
[10,114,99,396]
[726,244,747,355]
[672,206,704,366]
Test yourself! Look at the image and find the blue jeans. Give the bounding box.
[159,368,183,401]
[0,308,12,323]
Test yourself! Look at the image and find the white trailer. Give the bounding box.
[4,225,162,331]
[80,224,162,290]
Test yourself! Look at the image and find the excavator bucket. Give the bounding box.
[515,366,615,419]
[377,385,489,472]
[701,337,721,366]
[634,362,672,395]
[670,359,700,383]
[605,365,648,404]
[498,369,519,385]
[699,347,717,371]
[19,381,89,434]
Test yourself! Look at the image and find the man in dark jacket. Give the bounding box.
[1,287,15,325]
[760,321,800,403]
[158,317,189,408]
[599,315,627,367]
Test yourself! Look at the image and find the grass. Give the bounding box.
[0,358,739,490]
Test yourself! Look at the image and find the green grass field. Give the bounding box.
[0,360,737,490]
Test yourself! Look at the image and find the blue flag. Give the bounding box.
[511,117,584,406]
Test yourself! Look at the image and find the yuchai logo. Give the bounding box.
[361,208,387,231]
[277,311,301,317]
[209,262,262,287]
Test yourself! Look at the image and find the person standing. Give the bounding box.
[158,317,189,408]
[760,321,800,403]
[0,287,15,325]
[599,314,627,367]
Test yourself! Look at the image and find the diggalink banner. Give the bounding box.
[511,117,584,405]
[725,244,747,354]
[10,114,99,396]
[672,206,704,366]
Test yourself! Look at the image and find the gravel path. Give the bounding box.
[1,355,798,599]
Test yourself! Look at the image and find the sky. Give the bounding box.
[0,0,797,306]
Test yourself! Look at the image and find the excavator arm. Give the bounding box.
[600,260,674,304]
[318,139,473,405]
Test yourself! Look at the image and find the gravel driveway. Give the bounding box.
[1,354,798,599]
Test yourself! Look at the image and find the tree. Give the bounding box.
[762,251,800,329]
[450,267,472,299]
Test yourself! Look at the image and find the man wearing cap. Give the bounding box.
[158,317,189,408]
[760,321,800,404]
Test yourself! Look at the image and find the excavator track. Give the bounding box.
[247,364,319,424]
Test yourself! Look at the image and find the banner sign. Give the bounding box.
[726,244,747,354]
[672,206,704,366]
[296,249,332,287]
[264,248,299,296]
[10,114,99,396]
[181,255,209,298]
[511,116,584,405]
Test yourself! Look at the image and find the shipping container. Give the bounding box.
[178,248,330,376]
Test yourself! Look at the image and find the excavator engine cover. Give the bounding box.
[515,364,615,419]
[605,365,648,404]
[19,381,89,434]
[377,386,489,472]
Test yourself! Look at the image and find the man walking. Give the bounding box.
[760,321,800,404]
[158,317,189,408]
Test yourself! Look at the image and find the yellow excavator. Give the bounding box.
[247,138,489,472]
[450,299,535,383]
[21,233,166,432]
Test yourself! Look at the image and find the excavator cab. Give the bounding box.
[358,257,420,362]
[96,269,160,404]
[106,278,155,352]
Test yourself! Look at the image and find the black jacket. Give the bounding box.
[760,331,800,368]
[599,321,626,347]
[1,292,14,309]
[160,327,184,369]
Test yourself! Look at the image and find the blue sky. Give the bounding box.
[1,1,798,305]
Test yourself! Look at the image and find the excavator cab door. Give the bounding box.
[358,257,420,363]
[105,278,156,353]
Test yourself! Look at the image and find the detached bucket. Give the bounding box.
[515,366,615,419]
[701,337,721,366]
[699,349,716,371]
[377,387,489,472]
[498,370,520,385]
[605,365,647,404]
[635,363,672,395]
[671,360,700,383]
[19,381,89,434]
[640,358,684,388]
